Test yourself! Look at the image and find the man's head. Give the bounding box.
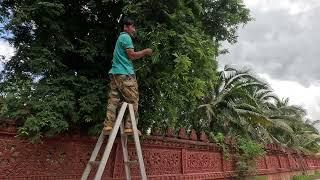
[122,17,136,36]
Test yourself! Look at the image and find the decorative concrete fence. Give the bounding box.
[0,121,320,179]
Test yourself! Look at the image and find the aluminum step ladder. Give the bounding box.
[81,102,147,180]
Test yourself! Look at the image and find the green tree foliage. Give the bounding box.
[0,0,251,141]
[1,0,318,156]
[235,138,265,177]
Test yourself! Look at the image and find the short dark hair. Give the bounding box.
[121,17,134,27]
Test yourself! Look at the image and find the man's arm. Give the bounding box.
[126,48,153,60]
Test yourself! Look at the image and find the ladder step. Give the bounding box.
[89,161,100,166]
[124,160,138,165]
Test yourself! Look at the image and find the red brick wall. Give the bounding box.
[0,125,319,179]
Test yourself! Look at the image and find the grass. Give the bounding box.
[293,171,320,180]
[250,176,268,180]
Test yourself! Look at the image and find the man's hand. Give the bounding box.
[126,48,153,60]
[144,48,153,56]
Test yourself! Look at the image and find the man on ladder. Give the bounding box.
[104,17,153,135]
[81,17,153,180]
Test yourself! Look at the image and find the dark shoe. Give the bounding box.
[103,126,113,135]
[124,128,142,136]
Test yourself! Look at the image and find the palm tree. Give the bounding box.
[290,119,320,153]
[199,66,272,139]
[264,97,320,152]
[199,65,320,153]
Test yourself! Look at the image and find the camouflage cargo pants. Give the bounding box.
[104,74,139,129]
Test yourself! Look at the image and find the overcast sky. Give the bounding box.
[219,0,320,124]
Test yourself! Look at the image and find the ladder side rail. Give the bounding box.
[94,102,128,180]
[81,132,106,180]
[120,120,132,180]
[129,104,147,180]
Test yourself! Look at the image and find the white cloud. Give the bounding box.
[0,39,14,62]
[220,0,320,86]
[245,0,320,15]
[0,39,15,70]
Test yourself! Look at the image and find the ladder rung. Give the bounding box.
[124,160,138,165]
[89,161,100,166]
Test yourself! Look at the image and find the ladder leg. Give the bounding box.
[120,120,131,180]
[94,102,128,180]
[81,132,106,180]
[129,104,147,180]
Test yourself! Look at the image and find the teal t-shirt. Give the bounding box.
[109,32,135,75]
